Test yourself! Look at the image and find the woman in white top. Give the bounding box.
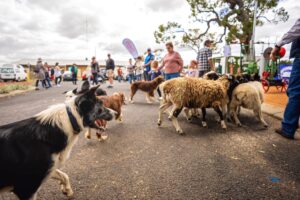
[54,62,62,86]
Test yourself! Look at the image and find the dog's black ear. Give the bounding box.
[81,81,90,92]
[88,85,100,95]
[72,88,78,94]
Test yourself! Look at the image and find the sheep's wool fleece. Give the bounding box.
[162,77,229,108]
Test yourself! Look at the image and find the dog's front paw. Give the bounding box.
[157,119,162,126]
[177,129,184,135]
[61,185,73,197]
[202,121,207,128]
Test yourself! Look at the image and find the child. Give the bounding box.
[117,66,123,83]
[135,56,143,81]
[186,60,198,78]
[149,60,162,99]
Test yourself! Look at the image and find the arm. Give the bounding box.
[177,53,184,72]
[271,18,300,60]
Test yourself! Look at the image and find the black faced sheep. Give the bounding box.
[158,76,230,134]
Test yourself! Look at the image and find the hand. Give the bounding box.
[270,46,280,61]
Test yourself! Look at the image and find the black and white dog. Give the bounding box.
[0,83,114,200]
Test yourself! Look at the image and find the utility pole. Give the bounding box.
[251,0,258,62]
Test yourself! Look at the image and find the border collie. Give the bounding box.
[0,83,114,200]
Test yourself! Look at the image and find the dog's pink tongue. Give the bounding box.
[96,119,105,127]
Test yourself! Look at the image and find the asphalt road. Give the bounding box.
[0,81,300,200]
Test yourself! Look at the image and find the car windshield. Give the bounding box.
[0,68,14,73]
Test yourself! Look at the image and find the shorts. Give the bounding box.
[107,69,114,78]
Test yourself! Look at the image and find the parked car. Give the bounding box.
[0,64,27,81]
[63,71,73,81]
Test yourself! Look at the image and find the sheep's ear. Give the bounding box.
[72,88,78,94]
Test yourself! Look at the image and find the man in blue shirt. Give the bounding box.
[143,48,154,81]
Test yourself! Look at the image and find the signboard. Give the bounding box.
[122,38,139,59]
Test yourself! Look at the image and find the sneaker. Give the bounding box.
[158,97,163,101]
[275,128,294,140]
[35,87,39,91]
[57,84,61,87]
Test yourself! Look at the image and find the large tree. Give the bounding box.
[154,0,289,60]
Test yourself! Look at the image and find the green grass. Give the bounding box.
[0,84,30,94]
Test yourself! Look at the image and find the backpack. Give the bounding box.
[34,64,40,73]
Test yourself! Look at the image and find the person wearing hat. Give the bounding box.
[34,58,47,90]
[197,40,215,77]
[106,53,115,88]
[91,56,99,85]
[143,48,155,81]
[70,63,78,85]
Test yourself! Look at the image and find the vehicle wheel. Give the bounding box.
[17,77,21,82]
[261,79,270,93]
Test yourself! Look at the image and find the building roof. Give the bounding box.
[14,58,128,66]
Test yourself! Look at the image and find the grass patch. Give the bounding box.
[0,84,30,94]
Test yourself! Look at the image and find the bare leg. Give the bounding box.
[51,169,73,197]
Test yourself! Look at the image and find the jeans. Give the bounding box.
[45,76,51,87]
[55,76,62,85]
[128,74,134,84]
[72,74,77,85]
[282,58,300,137]
[117,75,122,82]
[165,72,180,80]
[92,73,98,85]
[136,74,142,81]
[144,71,150,81]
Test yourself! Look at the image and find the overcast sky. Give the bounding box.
[0,0,299,64]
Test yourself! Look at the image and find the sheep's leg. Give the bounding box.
[85,128,91,139]
[230,105,242,127]
[170,107,184,134]
[254,107,268,128]
[183,107,192,122]
[213,106,227,130]
[158,102,172,126]
[51,169,73,197]
[226,103,232,121]
[201,108,207,127]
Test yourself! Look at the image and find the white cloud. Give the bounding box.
[0,0,298,65]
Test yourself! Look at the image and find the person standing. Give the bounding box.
[143,48,154,81]
[91,56,99,85]
[54,62,62,87]
[106,53,115,88]
[34,58,46,90]
[50,66,55,81]
[135,56,143,81]
[71,63,78,85]
[43,62,52,88]
[150,60,162,99]
[117,66,123,83]
[197,40,215,77]
[271,18,300,140]
[127,58,135,84]
[158,42,183,80]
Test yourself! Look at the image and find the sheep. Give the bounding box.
[229,80,268,127]
[157,76,230,134]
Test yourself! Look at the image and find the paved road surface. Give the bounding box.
[0,81,300,200]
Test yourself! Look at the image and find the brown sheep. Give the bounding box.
[158,76,230,134]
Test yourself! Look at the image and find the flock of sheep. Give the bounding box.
[157,71,267,134]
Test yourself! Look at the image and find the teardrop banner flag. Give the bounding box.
[122,38,139,59]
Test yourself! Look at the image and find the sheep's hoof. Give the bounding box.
[263,124,269,128]
[157,120,162,126]
[177,129,184,135]
[187,118,192,123]
[202,121,207,128]
[237,123,242,127]
[61,185,73,197]
[85,135,91,139]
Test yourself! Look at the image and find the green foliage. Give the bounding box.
[0,84,29,94]
[154,0,289,55]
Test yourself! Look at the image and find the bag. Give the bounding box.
[34,65,40,73]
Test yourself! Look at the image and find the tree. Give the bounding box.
[154,0,289,61]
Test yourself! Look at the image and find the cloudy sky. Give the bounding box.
[0,0,299,64]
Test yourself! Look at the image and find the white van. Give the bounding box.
[0,64,27,81]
